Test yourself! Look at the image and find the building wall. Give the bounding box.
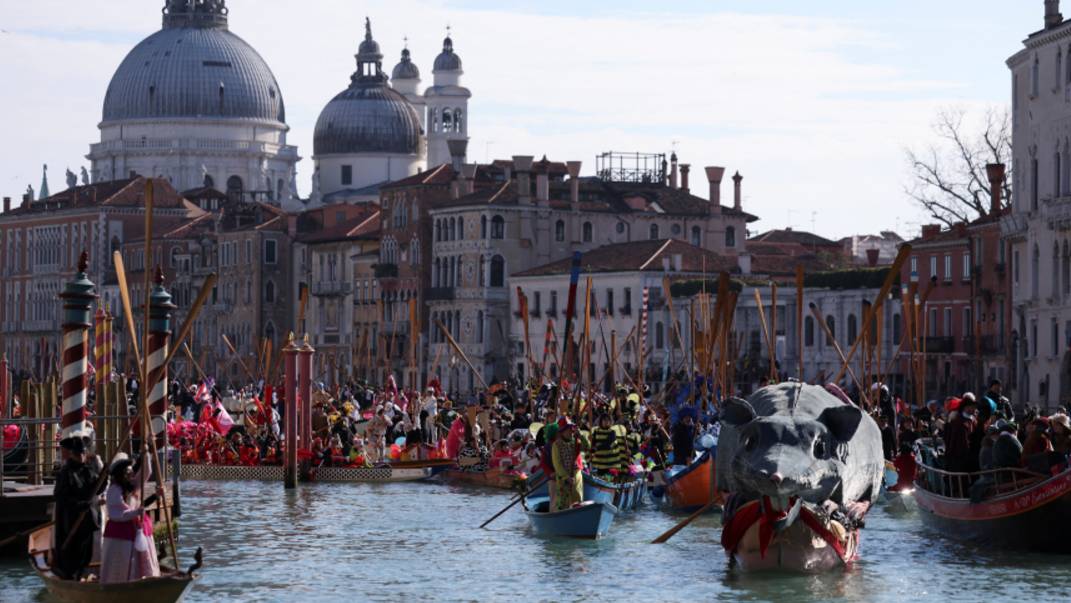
[314,153,426,198]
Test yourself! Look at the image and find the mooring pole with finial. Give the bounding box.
[147,267,176,456]
[283,333,299,489]
[58,252,97,441]
[298,334,314,466]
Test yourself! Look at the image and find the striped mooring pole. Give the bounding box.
[58,252,98,441]
[283,333,300,489]
[148,267,177,453]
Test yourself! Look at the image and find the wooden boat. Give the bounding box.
[530,472,647,512]
[28,525,200,603]
[440,467,527,490]
[913,444,1071,552]
[663,450,721,512]
[523,496,617,539]
[722,499,859,572]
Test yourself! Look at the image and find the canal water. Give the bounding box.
[1,479,1067,602]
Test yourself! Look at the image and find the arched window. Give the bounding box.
[478,255,485,287]
[226,175,243,200]
[448,217,456,241]
[582,222,593,243]
[435,219,442,242]
[804,316,815,347]
[649,224,659,240]
[555,220,565,242]
[491,215,505,239]
[847,314,858,345]
[442,109,453,133]
[433,258,441,286]
[490,255,505,287]
[691,226,701,246]
[454,109,463,133]
[825,315,836,346]
[481,215,487,239]
[726,226,736,248]
[265,280,276,304]
[457,217,464,239]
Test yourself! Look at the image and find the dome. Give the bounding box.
[102,7,284,124]
[392,48,420,80]
[433,37,462,72]
[314,20,423,156]
[314,86,423,155]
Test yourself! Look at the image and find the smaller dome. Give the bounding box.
[357,17,382,60]
[433,36,462,72]
[392,48,420,80]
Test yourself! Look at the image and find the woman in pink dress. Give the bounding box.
[99,450,160,583]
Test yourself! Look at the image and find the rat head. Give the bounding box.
[722,396,866,505]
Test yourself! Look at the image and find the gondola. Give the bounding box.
[662,450,721,512]
[27,524,201,603]
[913,441,1071,552]
[523,496,617,539]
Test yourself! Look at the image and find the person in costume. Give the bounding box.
[99,448,160,583]
[551,419,583,510]
[52,436,101,580]
[590,413,625,478]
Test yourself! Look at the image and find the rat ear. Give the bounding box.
[818,404,864,441]
[721,397,757,427]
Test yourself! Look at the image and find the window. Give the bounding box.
[264,239,277,264]
[457,217,463,239]
[265,280,276,303]
[1032,55,1040,97]
[481,216,487,239]
[726,226,736,248]
[964,307,972,338]
[930,256,938,280]
[892,314,902,344]
[691,226,701,246]
[656,322,665,349]
[943,307,952,337]
[533,291,542,316]
[1031,319,1038,358]
[341,165,352,186]
[582,222,592,242]
[615,222,625,235]
[1054,317,1060,358]
[847,314,858,345]
[605,289,614,316]
[226,175,243,200]
[962,253,971,280]
[825,316,835,345]
[649,224,659,240]
[549,291,558,314]
[435,220,442,242]
[623,287,632,315]
[910,255,918,276]
[804,316,815,347]
[489,255,505,287]
[491,215,504,239]
[928,307,938,337]
[555,220,565,242]
[944,254,952,282]
[477,310,484,344]
[246,240,252,264]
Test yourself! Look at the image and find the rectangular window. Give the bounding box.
[910,256,918,276]
[1032,319,1038,358]
[246,240,252,263]
[533,292,541,315]
[929,307,938,338]
[341,165,353,186]
[1053,318,1060,358]
[622,287,632,315]
[962,253,971,280]
[943,307,952,337]
[944,254,952,282]
[930,256,938,280]
[963,307,972,337]
[264,239,277,264]
[606,289,614,316]
[1013,250,1020,285]
[549,291,558,315]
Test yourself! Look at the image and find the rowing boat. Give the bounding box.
[440,467,527,490]
[524,497,617,539]
[28,525,200,603]
[663,450,721,512]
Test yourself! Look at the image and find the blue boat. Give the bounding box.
[524,496,618,539]
[528,472,647,512]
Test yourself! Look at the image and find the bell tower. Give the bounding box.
[425,32,471,168]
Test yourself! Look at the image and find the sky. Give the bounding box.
[0,0,1041,239]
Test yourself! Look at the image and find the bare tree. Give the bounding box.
[905,106,1013,227]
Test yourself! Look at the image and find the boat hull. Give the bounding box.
[28,526,196,603]
[913,470,1071,552]
[440,468,525,490]
[178,464,431,483]
[528,473,647,512]
[730,520,858,573]
[664,451,720,512]
[524,497,617,539]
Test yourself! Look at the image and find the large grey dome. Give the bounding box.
[314,85,423,155]
[102,14,285,124]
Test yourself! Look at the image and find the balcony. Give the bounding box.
[311,281,353,296]
[923,336,955,354]
[374,263,399,278]
[426,287,455,301]
[964,335,1005,356]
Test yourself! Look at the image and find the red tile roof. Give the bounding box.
[4,177,197,216]
[513,239,737,277]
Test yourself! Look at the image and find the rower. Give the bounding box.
[52,436,101,580]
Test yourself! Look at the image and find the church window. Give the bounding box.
[691,226,701,246]
[805,316,815,347]
[490,255,505,287]
[649,224,659,240]
[491,216,505,239]
[555,220,565,242]
[265,280,276,304]
[341,165,352,186]
[435,220,442,242]
[457,217,464,239]
[454,109,463,133]
[442,109,453,132]
[264,239,277,264]
[582,222,593,242]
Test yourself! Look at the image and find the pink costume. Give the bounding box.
[99,461,160,583]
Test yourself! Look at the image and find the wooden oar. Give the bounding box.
[480,475,551,529]
[651,499,716,543]
[810,303,869,406]
[0,520,54,548]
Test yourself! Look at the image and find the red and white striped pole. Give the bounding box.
[58,252,97,441]
[147,267,176,454]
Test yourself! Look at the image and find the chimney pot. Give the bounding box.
[670,153,679,189]
[512,155,533,203]
[1046,0,1063,28]
[21,194,30,208]
[986,163,1006,215]
[921,224,942,240]
[566,161,582,206]
[732,171,743,210]
[866,248,880,267]
[679,164,691,194]
[705,166,725,207]
[2,197,9,213]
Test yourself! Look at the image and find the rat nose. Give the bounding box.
[769,472,783,484]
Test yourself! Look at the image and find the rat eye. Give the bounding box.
[743,434,757,452]
[813,438,827,458]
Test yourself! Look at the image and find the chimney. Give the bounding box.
[21,194,30,209]
[513,155,533,204]
[669,153,679,188]
[536,172,549,204]
[679,164,691,194]
[866,248,880,267]
[986,163,1006,216]
[1047,0,1063,28]
[2,197,9,213]
[566,161,582,205]
[705,166,725,207]
[461,164,477,195]
[921,224,942,240]
[287,214,297,238]
[447,139,468,173]
[732,171,743,210]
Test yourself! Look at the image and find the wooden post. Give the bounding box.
[283,334,299,489]
[298,335,314,479]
